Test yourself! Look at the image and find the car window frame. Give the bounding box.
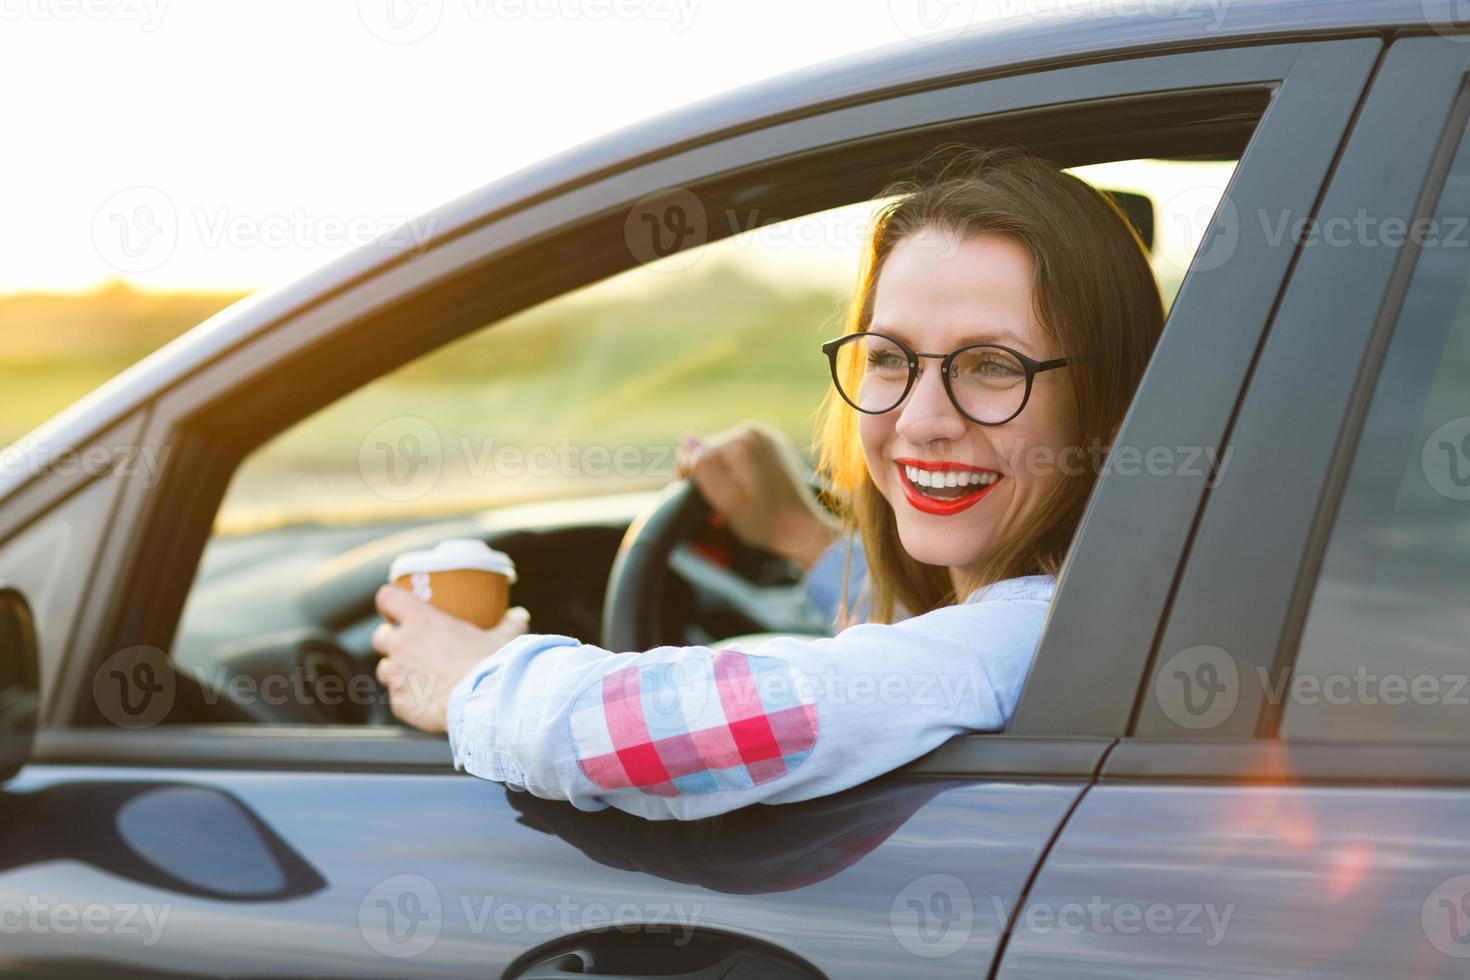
[37,39,1378,774]
[1117,35,1470,783]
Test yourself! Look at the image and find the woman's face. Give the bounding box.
[859,227,1079,578]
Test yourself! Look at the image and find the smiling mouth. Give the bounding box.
[893,459,1003,516]
[896,459,1001,500]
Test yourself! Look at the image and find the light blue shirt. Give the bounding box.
[446,537,1055,821]
[800,534,872,628]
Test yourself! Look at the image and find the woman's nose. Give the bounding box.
[895,362,968,446]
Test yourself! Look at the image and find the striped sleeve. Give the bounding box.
[447,575,1054,821]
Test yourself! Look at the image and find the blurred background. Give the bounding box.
[1,1,1229,533]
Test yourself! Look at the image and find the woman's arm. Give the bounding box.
[445,576,1054,821]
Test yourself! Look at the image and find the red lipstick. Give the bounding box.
[893,459,1003,516]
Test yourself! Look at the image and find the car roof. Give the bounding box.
[5,0,1439,498]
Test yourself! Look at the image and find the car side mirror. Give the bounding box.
[0,586,39,786]
[1106,189,1156,252]
[0,780,327,901]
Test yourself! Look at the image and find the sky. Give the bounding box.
[0,0,1066,295]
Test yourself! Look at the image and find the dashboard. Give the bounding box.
[170,491,829,725]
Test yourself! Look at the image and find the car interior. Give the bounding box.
[137,90,1266,730]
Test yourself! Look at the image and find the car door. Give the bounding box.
[997,34,1470,979]
[1,36,1375,979]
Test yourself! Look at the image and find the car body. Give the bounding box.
[3,1,1470,975]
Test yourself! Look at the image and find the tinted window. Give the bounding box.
[1283,122,1470,741]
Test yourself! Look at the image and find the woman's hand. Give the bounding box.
[676,421,840,572]
[371,585,530,733]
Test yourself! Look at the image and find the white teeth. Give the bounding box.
[901,464,1002,491]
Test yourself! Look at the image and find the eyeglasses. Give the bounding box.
[821,330,1070,426]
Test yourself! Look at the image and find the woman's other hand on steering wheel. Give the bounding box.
[372,585,530,733]
[675,421,840,573]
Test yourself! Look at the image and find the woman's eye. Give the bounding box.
[866,350,905,371]
[964,354,1024,380]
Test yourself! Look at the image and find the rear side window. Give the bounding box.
[1282,121,1470,741]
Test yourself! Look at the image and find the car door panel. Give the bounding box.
[0,767,1082,977]
[996,783,1470,979]
[1001,35,1470,979]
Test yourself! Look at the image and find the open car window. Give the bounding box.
[171,157,1234,726]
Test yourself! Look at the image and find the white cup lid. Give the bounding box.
[389,538,517,583]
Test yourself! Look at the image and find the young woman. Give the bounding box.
[372,146,1165,821]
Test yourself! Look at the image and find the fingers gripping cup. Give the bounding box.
[388,539,517,629]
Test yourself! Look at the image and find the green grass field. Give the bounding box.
[2,250,1183,536]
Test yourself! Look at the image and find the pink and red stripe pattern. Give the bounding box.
[571,649,819,798]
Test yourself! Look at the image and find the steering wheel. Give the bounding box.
[601,478,839,653]
[601,479,714,653]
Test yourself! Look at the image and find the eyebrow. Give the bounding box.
[869,323,1034,352]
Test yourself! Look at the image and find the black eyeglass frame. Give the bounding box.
[821,330,1071,426]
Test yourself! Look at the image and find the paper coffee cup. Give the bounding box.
[388,539,517,629]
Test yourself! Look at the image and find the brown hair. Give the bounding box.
[814,145,1165,624]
